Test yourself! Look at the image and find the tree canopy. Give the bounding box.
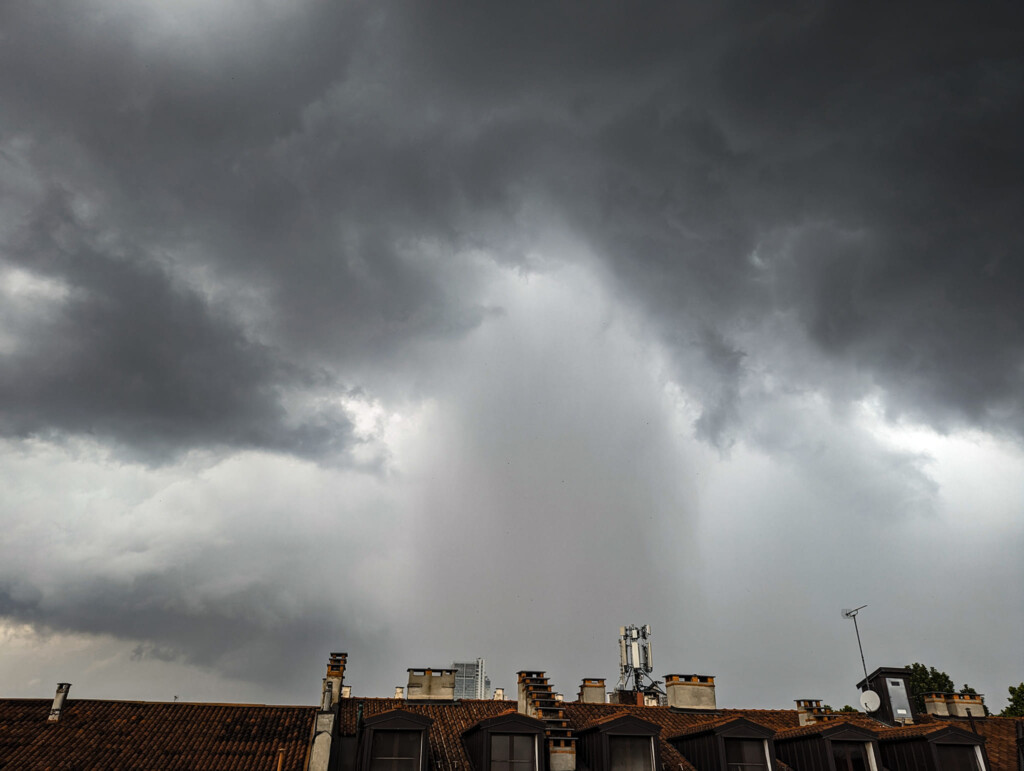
[905,663,989,715]
[1001,683,1024,717]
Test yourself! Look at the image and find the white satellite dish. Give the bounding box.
[860,690,881,713]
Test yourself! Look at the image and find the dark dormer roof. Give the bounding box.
[774,721,879,742]
[578,712,662,735]
[363,708,434,730]
[669,715,776,741]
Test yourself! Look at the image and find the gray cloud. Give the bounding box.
[0,0,1021,709]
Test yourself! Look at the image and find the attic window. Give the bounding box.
[831,742,870,771]
[360,709,433,771]
[462,711,547,771]
[578,714,661,771]
[935,745,982,771]
[725,739,769,771]
[609,735,654,771]
[371,731,422,771]
[490,733,538,771]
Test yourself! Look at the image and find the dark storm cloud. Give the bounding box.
[1,0,1022,701]
[391,1,1024,441]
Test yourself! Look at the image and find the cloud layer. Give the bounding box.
[0,1,1021,709]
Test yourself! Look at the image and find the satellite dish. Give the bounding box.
[860,690,881,713]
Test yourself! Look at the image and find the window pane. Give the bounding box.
[831,742,868,771]
[513,735,535,763]
[610,735,652,771]
[491,735,536,771]
[371,730,421,771]
[725,739,767,771]
[492,735,509,763]
[936,745,980,771]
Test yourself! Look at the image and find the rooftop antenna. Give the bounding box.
[616,624,661,696]
[842,605,880,713]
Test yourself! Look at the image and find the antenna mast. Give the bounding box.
[616,624,660,695]
[841,605,870,686]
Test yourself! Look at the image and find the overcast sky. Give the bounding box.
[1,1,1022,713]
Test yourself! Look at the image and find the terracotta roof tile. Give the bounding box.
[0,698,317,770]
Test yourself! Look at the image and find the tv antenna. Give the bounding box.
[842,605,877,711]
[616,624,661,696]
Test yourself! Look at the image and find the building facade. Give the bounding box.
[453,657,491,700]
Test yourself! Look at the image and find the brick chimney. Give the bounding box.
[946,693,985,718]
[665,674,716,710]
[406,668,457,701]
[796,699,829,726]
[47,683,71,723]
[922,693,951,716]
[310,653,347,771]
[518,671,576,771]
[324,652,347,710]
[578,678,606,704]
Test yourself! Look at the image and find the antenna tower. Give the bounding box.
[841,605,870,686]
[616,624,661,695]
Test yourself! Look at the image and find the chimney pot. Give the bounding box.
[48,683,71,723]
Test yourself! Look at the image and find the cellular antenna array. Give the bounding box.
[616,624,660,695]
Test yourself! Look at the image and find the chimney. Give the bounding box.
[395,686,405,699]
[517,671,576,771]
[922,693,950,717]
[48,683,71,723]
[406,668,457,701]
[665,674,716,710]
[946,693,985,718]
[578,678,606,704]
[493,688,505,700]
[342,685,352,699]
[323,652,347,711]
[796,699,827,726]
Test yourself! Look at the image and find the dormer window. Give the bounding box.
[360,710,433,771]
[669,716,775,771]
[875,724,986,771]
[725,738,770,771]
[463,711,547,771]
[491,733,538,771]
[578,713,661,771]
[609,735,656,771]
[830,741,870,771]
[371,730,422,771]
[774,722,880,771]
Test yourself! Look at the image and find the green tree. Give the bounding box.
[906,663,955,712]
[1000,683,1024,717]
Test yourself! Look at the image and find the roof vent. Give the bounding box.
[48,683,71,723]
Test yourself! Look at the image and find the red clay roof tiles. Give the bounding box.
[0,698,317,770]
